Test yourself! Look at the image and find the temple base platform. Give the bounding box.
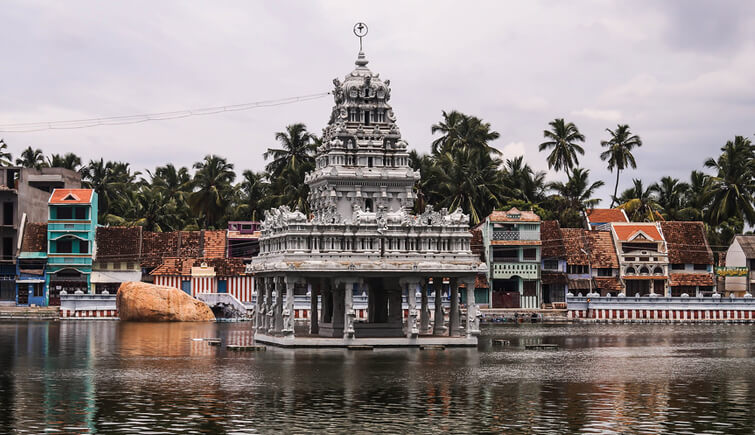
[253,332,478,348]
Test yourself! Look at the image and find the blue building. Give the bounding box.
[45,189,98,305]
[17,223,48,306]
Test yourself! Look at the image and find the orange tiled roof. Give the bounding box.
[489,207,540,223]
[594,277,622,292]
[203,230,226,258]
[561,228,589,265]
[660,221,713,265]
[612,224,663,242]
[21,223,47,252]
[669,273,714,287]
[586,208,628,224]
[49,188,94,204]
[587,231,619,268]
[541,220,565,258]
[151,257,246,277]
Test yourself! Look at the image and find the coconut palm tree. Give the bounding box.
[538,118,585,176]
[15,146,47,169]
[653,176,690,220]
[238,170,270,221]
[548,167,605,212]
[188,155,236,228]
[600,124,643,207]
[263,123,316,179]
[409,149,435,214]
[0,139,12,166]
[81,159,141,220]
[501,156,547,204]
[683,170,712,221]
[618,179,663,222]
[431,111,501,156]
[47,152,82,172]
[704,135,755,226]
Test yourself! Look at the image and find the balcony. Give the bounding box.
[493,262,539,280]
[492,230,539,241]
[48,222,91,231]
[48,256,92,266]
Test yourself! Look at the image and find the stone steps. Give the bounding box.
[0,306,59,319]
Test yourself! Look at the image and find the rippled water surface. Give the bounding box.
[0,321,754,433]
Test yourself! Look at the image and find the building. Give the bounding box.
[0,167,80,302]
[561,228,593,295]
[584,208,628,230]
[587,230,622,296]
[249,37,483,347]
[45,188,98,305]
[723,235,755,296]
[540,220,567,306]
[226,221,261,258]
[151,257,252,302]
[481,208,542,308]
[610,222,668,297]
[91,226,142,294]
[661,221,715,297]
[16,223,48,306]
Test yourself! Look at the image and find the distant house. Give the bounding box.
[610,222,668,297]
[16,223,48,306]
[724,235,755,296]
[92,226,142,294]
[661,222,715,297]
[561,228,593,295]
[480,208,542,308]
[540,220,567,306]
[226,221,261,258]
[46,188,98,305]
[587,230,621,296]
[585,208,628,230]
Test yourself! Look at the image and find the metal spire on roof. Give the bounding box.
[353,22,369,67]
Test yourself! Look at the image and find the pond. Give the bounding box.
[0,321,753,433]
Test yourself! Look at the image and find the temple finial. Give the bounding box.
[353,22,368,54]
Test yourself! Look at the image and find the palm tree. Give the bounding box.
[600,124,643,207]
[188,155,236,228]
[15,146,47,169]
[47,152,82,171]
[409,149,435,214]
[238,170,270,221]
[538,118,585,176]
[683,170,712,221]
[618,179,663,222]
[81,159,140,220]
[704,135,755,226]
[430,111,501,156]
[653,176,690,220]
[263,123,315,179]
[0,139,12,166]
[501,156,547,204]
[548,167,605,211]
[424,148,505,225]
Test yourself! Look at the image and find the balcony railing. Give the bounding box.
[493,262,539,280]
[48,222,91,232]
[492,230,539,241]
[48,256,92,266]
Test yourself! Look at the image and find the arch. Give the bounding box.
[364,198,373,212]
[639,266,649,274]
[653,266,663,275]
[52,268,85,278]
[625,267,636,275]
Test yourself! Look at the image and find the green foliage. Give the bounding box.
[538,118,585,176]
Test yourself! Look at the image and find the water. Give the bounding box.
[0,321,753,434]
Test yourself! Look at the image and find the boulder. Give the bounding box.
[117,281,215,322]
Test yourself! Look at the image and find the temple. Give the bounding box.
[250,28,484,347]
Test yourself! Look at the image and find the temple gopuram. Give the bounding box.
[250,25,484,347]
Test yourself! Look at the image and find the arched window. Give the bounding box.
[364,199,373,212]
[639,266,649,274]
[625,267,635,275]
[653,266,663,275]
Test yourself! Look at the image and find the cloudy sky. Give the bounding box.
[2,1,754,203]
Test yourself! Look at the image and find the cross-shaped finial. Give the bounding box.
[353,22,368,51]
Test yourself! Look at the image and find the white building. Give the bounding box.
[724,235,755,296]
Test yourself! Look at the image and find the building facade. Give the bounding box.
[723,235,755,296]
[481,208,542,309]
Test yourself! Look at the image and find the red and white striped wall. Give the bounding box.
[227,276,254,303]
[568,308,755,322]
[192,276,216,296]
[154,276,182,289]
[60,309,119,319]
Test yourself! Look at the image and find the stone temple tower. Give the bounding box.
[305,50,419,221]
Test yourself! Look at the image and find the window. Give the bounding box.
[367,157,373,168]
[522,248,537,260]
[693,264,708,271]
[33,283,44,297]
[79,241,89,254]
[56,239,73,253]
[653,266,663,274]
[639,266,649,274]
[671,264,685,270]
[74,207,86,220]
[568,265,588,274]
[363,110,371,125]
[364,199,373,212]
[598,268,612,277]
[57,207,73,219]
[3,202,12,225]
[543,259,558,270]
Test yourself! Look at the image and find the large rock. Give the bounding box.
[117,282,215,322]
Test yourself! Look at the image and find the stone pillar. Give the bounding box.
[265,277,275,333]
[401,278,420,338]
[433,278,446,336]
[420,279,430,334]
[255,277,265,332]
[282,276,295,336]
[463,277,480,337]
[309,280,319,335]
[274,277,284,333]
[334,278,361,339]
[449,278,460,337]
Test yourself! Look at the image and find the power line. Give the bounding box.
[0,92,331,133]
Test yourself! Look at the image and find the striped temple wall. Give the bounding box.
[153,275,255,303]
[567,296,755,322]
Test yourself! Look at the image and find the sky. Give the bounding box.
[1,0,754,204]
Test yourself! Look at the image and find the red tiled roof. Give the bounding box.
[469,224,486,262]
[489,207,540,223]
[587,231,619,268]
[660,221,713,265]
[594,277,622,292]
[669,273,714,287]
[541,220,565,258]
[49,188,94,204]
[474,273,489,289]
[586,208,628,224]
[96,227,141,262]
[151,257,246,277]
[21,223,47,252]
[612,224,663,242]
[203,230,226,258]
[542,271,567,285]
[561,228,589,265]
